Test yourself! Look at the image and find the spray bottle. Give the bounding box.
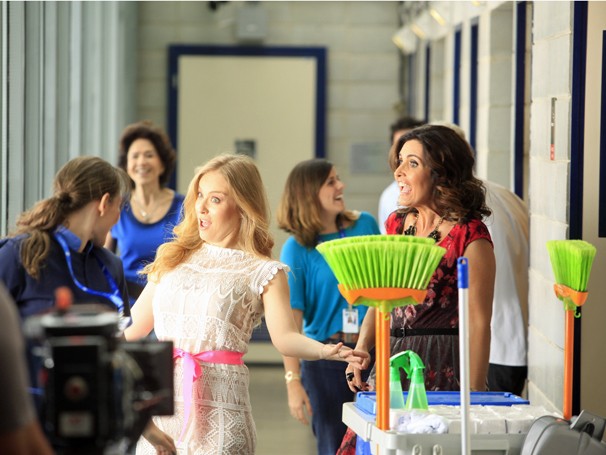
[389,350,429,411]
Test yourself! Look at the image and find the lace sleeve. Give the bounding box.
[257,261,290,295]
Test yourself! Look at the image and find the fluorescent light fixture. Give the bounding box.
[411,8,449,41]
[392,26,418,54]
[410,23,426,40]
[429,8,447,26]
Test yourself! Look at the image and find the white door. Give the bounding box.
[176,53,320,258]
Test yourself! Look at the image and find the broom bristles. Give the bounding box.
[316,235,446,292]
[546,240,596,292]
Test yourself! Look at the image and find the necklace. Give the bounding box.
[403,213,444,242]
[130,196,159,222]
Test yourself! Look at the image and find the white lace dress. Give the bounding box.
[135,243,287,455]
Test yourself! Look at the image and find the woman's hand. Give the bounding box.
[286,380,312,425]
[142,420,176,455]
[344,363,371,393]
[320,342,370,368]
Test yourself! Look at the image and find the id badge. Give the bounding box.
[342,307,359,334]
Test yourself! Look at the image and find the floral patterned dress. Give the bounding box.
[378,213,492,391]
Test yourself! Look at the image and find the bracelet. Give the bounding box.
[284,371,301,384]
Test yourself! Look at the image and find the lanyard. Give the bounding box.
[316,223,346,245]
[53,231,126,315]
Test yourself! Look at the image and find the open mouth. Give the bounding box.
[399,182,411,194]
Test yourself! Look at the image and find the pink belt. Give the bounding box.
[173,348,244,442]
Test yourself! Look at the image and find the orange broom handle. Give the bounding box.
[563,309,574,420]
[376,308,390,431]
[554,284,586,421]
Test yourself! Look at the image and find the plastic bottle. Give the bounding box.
[389,351,407,409]
[389,350,429,411]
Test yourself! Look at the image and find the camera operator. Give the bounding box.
[0,283,53,455]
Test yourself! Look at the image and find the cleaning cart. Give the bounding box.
[345,402,536,455]
[341,258,547,455]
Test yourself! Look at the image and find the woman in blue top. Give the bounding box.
[277,158,380,455]
[105,121,184,305]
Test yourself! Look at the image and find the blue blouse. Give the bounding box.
[280,211,380,342]
[110,192,184,286]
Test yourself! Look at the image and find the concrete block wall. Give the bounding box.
[526,1,574,414]
[475,2,514,187]
[136,1,401,220]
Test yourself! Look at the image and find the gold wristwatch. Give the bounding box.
[284,371,301,384]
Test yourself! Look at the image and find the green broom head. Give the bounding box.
[546,240,596,311]
[316,235,446,312]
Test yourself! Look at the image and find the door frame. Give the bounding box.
[167,45,327,188]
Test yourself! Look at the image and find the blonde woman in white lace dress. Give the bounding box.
[125,154,370,455]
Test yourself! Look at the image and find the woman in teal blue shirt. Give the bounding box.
[277,158,380,455]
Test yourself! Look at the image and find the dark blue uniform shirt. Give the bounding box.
[0,229,130,319]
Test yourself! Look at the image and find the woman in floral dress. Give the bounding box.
[338,125,495,454]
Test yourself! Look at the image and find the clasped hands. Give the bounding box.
[321,342,370,369]
[344,349,372,392]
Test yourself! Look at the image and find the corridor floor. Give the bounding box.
[250,364,318,455]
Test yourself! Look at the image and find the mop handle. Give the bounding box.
[458,257,471,455]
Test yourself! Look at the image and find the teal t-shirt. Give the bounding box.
[279,211,380,342]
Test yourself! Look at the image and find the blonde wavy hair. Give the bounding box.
[144,153,274,280]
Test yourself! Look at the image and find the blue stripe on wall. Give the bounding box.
[514,2,527,198]
[470,20,479,154]
[600,30,606,238]
[570,0,588,418]
[453,27,462,125]
[408,54,415,116]
[425,45,431,123]
[570,4,587,241]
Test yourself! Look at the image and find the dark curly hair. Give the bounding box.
[388,124,491,222]
[117,120,176,187]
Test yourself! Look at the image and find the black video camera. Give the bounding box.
[25,304,174,455]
